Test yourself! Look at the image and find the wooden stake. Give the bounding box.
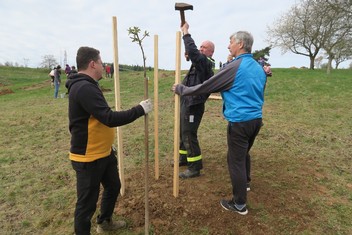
[173,31,181,198]
[143,36,150,235]
[154,35,159,180]
[112,16,125,196]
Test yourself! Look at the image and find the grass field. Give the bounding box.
[0,66,351,234]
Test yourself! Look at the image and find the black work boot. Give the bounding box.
[179,168,200,179]
[96,220,126,233]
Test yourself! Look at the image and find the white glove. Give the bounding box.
[139,99,153,114]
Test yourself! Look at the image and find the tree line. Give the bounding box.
[267,0,352,72]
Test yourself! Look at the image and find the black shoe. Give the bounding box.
[179,169,200,179]
[220,199,248,215]
[170,161,188,167]
[96,219,126,233]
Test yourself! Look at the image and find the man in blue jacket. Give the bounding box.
[172,30,266,215]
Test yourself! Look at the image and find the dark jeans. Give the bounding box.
[227,118,262,205]
[71,151,120,235]
[180,102,205,171]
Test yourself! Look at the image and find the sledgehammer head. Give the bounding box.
[175,2,193,26]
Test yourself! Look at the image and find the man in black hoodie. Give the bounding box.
[66,46,152,234]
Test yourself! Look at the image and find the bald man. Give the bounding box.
[175,22,215,179]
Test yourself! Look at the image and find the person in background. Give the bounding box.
[105,64,111,78]
[65,46,153,234]
[65,64,71,76]
[68,65,78,77]
[65,66,78,95]
[176,21,215,179]
[258,57,265,67]
[48,67,55,87]
[263,62,272,77]
[110,63,114,78]
[53,65,61,98]
[222,54,234,68]
[172,30,266,215]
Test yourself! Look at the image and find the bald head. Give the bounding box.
[200,40,215,57]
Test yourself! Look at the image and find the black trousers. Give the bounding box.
[227,118,262,205]
[179,102,205,171]
[71,150,120,235]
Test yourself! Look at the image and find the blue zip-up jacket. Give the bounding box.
[174,53,266,122]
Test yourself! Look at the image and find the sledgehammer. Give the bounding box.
[175,2,193,26]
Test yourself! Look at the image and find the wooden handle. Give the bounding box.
[180,11,185,26]
[173,31,182,198]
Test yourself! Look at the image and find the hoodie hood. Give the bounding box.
[65,73,97,93]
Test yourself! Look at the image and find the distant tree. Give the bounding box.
[4,61,14,67]
[23,58,29,67]
[320,63,328,69]
[332,39,352,69]
[316,0,352,73]
[267,0,352,70]
[40,55,58,69]
[252,46,272,63]
[315,56,324,68]
[267,0,324,69]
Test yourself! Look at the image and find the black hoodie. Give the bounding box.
[65,73,145,162]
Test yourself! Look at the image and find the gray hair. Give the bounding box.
[230,31,253,53]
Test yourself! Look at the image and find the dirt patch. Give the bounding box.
[160,72,172,79]
[0,82,14,96]
[0,88,14,95]
[113,153,319,235]
[22,80,51,91]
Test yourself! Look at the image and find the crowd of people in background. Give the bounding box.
[48,57,268,99]
[49,62,117,98]
[48,64,77,98]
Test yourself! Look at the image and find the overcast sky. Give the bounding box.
[0,0,349,70]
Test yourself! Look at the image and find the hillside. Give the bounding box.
[0,67,351,234]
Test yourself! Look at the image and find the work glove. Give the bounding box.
[139,99,153,114]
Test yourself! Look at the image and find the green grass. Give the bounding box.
[0,66,351,234]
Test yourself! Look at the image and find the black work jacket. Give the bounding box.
[182,34,215,107]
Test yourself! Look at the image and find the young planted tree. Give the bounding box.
[127,26,150,234]
[128,27,150,81]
